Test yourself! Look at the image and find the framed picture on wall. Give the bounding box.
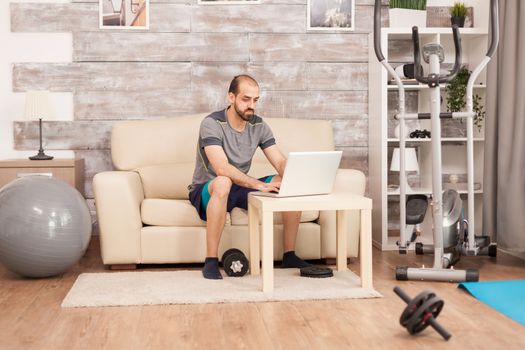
[99,0,150,29]
[307,0,355,31]
[198,0,261,4]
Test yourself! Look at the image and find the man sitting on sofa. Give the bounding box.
[188,75,311,279]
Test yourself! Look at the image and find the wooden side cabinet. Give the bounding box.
[0,159,85,197]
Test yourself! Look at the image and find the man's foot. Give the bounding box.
[281,251,312,268]
[202,257,223,279]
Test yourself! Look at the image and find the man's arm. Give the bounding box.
[204,145,279,192]
[262,145,287,177]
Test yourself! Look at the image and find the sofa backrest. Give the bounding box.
[111,114,335,199]
[248,118,335,178]
[111,114,208,170]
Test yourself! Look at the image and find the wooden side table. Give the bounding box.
[248,192,373,293]
[0,159,85,197]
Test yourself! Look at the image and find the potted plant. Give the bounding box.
[445,66,485,132]
[389,0,427,28]
[449,1,467,27]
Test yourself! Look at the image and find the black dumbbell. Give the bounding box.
[410,129,431,138]
[394,286,451,341]
[221,248,249,277]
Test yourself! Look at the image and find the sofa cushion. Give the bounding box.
[137,164,194,199]
[230,207,319,226]
[141,199,234,226]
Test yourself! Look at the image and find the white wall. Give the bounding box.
[0,0,491,160]
[1,0,73,160]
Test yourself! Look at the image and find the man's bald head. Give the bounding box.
[228,75,259,95]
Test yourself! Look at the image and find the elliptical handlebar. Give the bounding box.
[373,0,384,62]
[487,0,499,58]
[412,25,462,84]
[412,27,422,80]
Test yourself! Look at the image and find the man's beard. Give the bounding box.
[234,103,254,121]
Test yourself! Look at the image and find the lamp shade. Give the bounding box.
[110,0,122,12]
[24,91,53,121]
[390,148,419,172]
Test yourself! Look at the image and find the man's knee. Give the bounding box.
[210,176,232,198]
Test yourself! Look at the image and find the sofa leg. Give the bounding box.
[109,264,137,270]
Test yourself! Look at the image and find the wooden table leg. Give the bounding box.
[336,210,348,271]
[261,210,274,293]
[248,201,260,276]
[360,209,373,289]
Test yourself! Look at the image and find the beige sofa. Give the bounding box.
[93,114,366,267]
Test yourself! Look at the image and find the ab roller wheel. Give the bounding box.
[394,286,451,341]
[221,248,249,277]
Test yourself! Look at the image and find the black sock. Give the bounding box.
[202,257,223,279]
[282,251,312,268]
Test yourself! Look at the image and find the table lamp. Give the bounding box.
[390,148,419,192]
[24,90,54,160]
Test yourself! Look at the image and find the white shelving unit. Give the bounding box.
[368,27,489,251]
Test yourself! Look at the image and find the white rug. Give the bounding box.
[62,269,381,308]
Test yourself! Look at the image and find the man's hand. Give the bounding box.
[257,181,281,193]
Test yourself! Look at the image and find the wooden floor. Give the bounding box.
[1,237,525,350]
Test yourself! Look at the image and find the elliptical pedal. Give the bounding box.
[406,195,428,225]
[397,195,428,252]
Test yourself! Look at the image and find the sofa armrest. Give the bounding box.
[93,171,144,265]
[333,168,366,196]
[319,168,367,258]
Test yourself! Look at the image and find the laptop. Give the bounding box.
[253,151,342,198]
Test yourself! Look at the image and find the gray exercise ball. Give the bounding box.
[0,175,92,278]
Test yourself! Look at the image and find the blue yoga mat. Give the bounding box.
[459,280,525,327]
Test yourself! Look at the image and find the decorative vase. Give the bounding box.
[389,9,427,28]
[450,16,465,27]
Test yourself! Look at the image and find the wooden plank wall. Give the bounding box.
[12,0,394,215]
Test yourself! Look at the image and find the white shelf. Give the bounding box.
[387,137,484,143]
[387,84,486,90]
[385,27,488,39]
[387,188,483,196]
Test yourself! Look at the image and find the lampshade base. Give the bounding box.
[29,150,53,161]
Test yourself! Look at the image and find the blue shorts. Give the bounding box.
[189,175,274,221]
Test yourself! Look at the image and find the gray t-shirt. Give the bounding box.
[189,108,276,191]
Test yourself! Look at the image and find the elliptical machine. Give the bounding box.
[372,0,499,282]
